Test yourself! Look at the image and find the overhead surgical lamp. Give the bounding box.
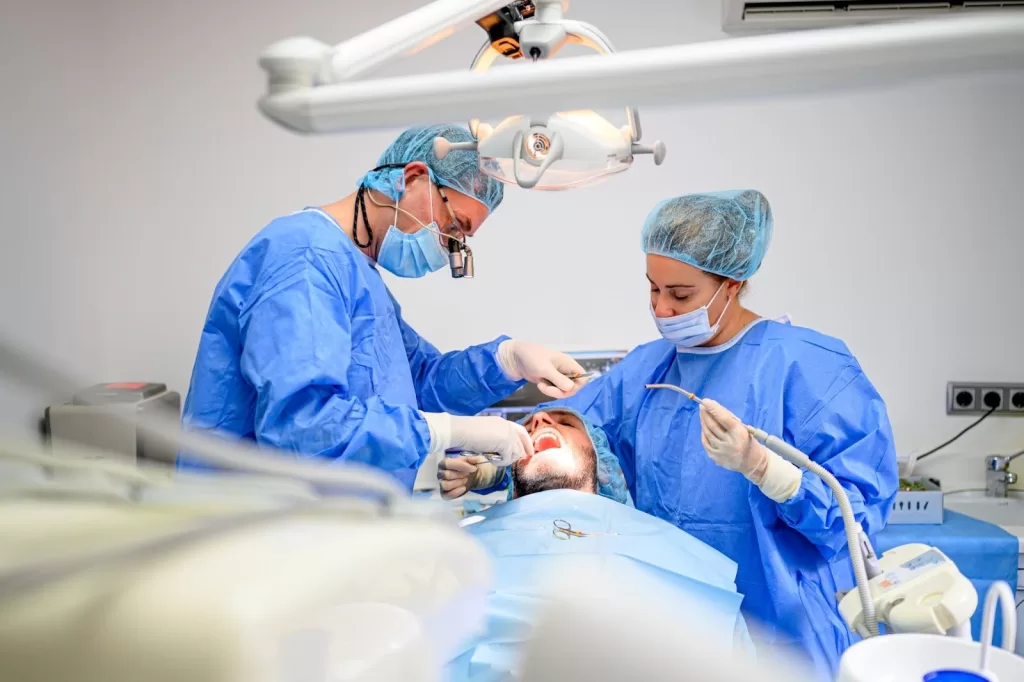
[433,1,666,190]
[260,1,665,191]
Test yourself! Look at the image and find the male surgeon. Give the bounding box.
[179,124,586,486]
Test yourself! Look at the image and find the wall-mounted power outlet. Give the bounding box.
[946,382,1024,415]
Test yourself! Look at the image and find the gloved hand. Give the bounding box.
[497,340,587,399]
[699,399,764,476]
[422,412,534,466]
[436,454,502,500]
[699,399,802,503]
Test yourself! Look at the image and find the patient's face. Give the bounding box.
[512,411,598,498]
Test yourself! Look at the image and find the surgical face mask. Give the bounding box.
[375,181,448,279]
[652,281,732,349]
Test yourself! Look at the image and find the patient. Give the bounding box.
[436,407,629,504]
[442,408,752,682]
[510,409,611,499]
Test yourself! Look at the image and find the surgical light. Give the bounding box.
[258,1,666,191]
[432,1,666,190]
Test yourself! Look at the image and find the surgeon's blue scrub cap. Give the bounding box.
[360,124,504,213]
[641,189,773,281]
[512,408,633,507]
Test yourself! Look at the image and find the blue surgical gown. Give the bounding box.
[178,209,524,487]
[550,319,899,679]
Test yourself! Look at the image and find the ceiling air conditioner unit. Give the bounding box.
[723,0,1024,34]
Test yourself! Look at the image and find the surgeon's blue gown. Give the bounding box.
[550,319,899,679]
[179,209,523,487]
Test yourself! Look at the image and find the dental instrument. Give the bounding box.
[645,383,703,404]
[483,451,523,466]
[534,370,598,396]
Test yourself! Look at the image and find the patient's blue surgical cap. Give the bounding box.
[359,124,504,213]
[641,189,773,281]
[514,408,632,506]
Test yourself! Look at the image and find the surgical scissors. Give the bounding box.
[552,519,616,540]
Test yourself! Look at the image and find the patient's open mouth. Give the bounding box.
[532,428,563,454]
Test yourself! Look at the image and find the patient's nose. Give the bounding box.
[528,412,556,432]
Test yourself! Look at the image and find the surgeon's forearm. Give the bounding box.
[412,336,525,414]
[255,392,431,482]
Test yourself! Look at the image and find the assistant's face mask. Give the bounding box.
[376,179,449,279]
[652,281,732,349]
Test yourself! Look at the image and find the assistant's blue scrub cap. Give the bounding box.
[512,407,632,506]
[641,189,773,281]
[360,125,504,213]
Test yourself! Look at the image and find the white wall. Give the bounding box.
[2,0,1022,490]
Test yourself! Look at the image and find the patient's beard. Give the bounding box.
[511,444,597,498]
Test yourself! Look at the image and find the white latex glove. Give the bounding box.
[699,399,764,476]
[699,399,802,503]
[436,454,502,500]
[497,339,587,399]
[422,412,533,467]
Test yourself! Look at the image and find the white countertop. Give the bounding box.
[944,491,1024,553]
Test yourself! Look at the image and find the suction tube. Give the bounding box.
[746,426,880,637]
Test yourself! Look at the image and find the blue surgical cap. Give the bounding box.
[512,408,633,507]
[641,189,773,281]
[359,124,504,213]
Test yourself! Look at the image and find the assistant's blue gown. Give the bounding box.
[552,319,898,678]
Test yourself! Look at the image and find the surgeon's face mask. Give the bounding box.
[652,281,732,349]
[376,179,449,279]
